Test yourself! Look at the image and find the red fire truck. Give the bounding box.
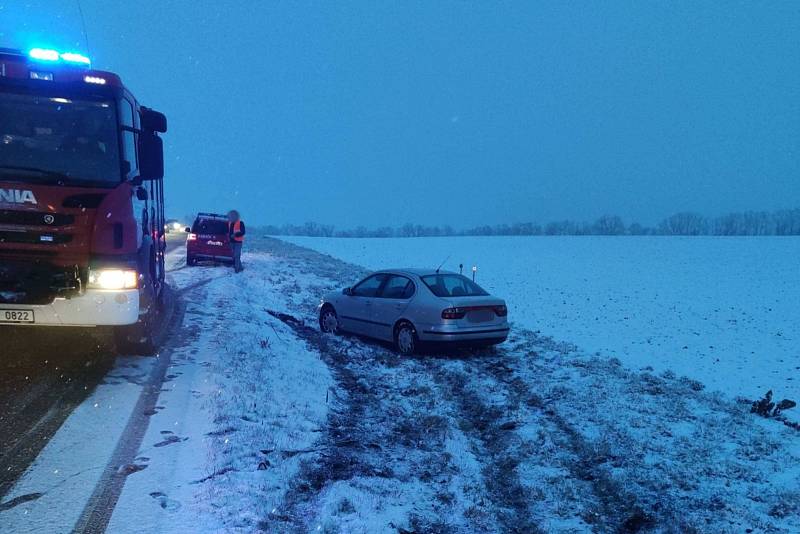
[0,47,168,354]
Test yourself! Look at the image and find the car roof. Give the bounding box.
[375,268,460,277]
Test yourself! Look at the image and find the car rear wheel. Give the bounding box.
[394,321,417,355]
[319,306,339,334]
[187,255,197,266]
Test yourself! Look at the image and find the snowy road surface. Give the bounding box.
[0,234,187,499]
[1,236,798,532]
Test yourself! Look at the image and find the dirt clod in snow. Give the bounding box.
[117,463,148,476]
[751,390,797,429]
[620,508,655,532]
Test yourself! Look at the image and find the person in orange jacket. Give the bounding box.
[227,210,245,273]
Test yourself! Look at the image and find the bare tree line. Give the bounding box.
[260,208,800,238]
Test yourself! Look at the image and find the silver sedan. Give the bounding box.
[318,268,509,354]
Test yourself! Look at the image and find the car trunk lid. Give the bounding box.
[441,296,507,326]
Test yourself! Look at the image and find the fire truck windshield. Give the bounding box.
[0,91,121,187]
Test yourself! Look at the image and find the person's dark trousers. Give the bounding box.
[231,242,243,272]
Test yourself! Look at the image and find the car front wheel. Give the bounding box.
[319,306,339,334]
[394,322,417,355]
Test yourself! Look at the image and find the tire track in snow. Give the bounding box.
[471,327,797,532]
[263,310,497,533]
[423,357,548,533]
[72,280,205,533]
[463,346,654,532]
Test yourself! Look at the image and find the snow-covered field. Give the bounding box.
[283,236,800,405]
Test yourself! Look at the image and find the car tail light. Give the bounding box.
[494,305,508,317]
[187,233,197,241]
[441,307,466,320]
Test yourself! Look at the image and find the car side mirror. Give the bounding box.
[184,227,191,233]
[343,287,353,296]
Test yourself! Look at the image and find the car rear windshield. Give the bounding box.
[193,219,228,235]
[421,274,489,297]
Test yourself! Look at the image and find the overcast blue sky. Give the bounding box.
[1,1,798,227]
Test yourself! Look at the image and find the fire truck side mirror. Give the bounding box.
[140,107,167,133]
[138,132,164,181]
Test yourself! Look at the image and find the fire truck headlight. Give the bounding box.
[83,75,107,85]
[88,269,138,290]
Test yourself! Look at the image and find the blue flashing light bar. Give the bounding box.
[60,52,91,65]
[28,48,91,66]
[29,48,59,61]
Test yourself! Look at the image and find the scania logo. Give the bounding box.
[43,214,55,225]
[0,189,37,205]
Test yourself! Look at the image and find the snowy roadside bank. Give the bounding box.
[103,253,335,532]
[1,248,334,532]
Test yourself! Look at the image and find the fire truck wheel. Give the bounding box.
[113,286,160,355]
[113,310,157,355]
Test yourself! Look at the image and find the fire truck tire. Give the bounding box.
[113,297,158,355]
[114,260,160,355]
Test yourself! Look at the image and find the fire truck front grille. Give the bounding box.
[0,209,75,226]
[0,231,73,245]
[0,261,82,305]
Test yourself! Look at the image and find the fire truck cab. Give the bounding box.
[0,47,168,354]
